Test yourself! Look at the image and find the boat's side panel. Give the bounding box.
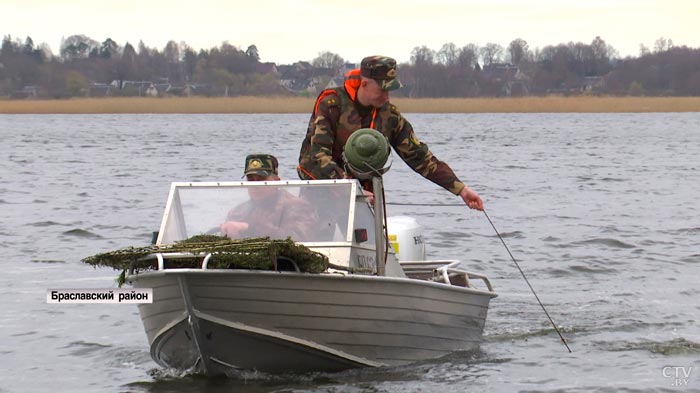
[193,278,488,363]
[133,274,186,344]
[133,270,493,369]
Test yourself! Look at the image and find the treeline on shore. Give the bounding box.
[1,34,699,100]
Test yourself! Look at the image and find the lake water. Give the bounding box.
[1,112,699,393]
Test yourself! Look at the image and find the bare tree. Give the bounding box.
[508,38,529,65]
[458,44,480,69]
[37,42,53,60]
[116,42,137,83]
[436,42,459,66]
[639,44,650,57]
[162,40,183,82]
[60,34,99,61]
[137,40,150,56]
[590,36,616,75]
[216,41,255,74]
[164,40,180,63]
[480,43,503,66]
[591,36,610,61]
[410,45,435,66]
[654,37,674,52]
[312,51,345,75]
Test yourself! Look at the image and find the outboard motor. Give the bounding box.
[387,216,426,262]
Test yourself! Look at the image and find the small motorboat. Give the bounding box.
[125,177,497,374]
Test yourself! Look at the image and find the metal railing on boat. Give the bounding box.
[130,252,301,273]
[399,260,495,293]
[130,254,493,294]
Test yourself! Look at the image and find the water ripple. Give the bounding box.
[61,229,103,239]
[30,259,66,264]
[61,340,111,357]
[28,220,71,227]
[566,238,636,249]
[604,338,700,356]
[568,264,618,274]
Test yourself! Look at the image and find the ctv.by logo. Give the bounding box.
[663,366,693,387]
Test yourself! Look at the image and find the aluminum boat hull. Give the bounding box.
[130,269,495,374]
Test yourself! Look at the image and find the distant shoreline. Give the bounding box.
[1,96,699,114]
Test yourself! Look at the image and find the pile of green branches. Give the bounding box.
[82,235,330,279]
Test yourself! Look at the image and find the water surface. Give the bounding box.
[1,112,699,392]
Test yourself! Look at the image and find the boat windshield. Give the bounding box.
[157,180,359,244]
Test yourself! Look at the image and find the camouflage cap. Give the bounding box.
[243,154,278,177]
[360,55,402,91]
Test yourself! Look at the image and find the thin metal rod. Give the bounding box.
[482,209,572,353]
[372,177,385,276]
[387,202,463,206]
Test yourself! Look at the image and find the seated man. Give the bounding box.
[220,154,318,241]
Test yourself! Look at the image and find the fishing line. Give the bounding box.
[482,209,572,353]
[387,201,572,352]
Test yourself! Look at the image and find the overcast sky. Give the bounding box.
[3,0,698,64]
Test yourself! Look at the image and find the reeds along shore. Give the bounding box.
[1,96,700,114]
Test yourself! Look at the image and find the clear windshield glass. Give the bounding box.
[158,181,356,244]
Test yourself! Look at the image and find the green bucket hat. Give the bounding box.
[360,55,402,91]
[243,154,278,177]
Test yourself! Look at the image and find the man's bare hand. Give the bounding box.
[460,186,484,211]
[220,221,249,238]
[363,189,375,205]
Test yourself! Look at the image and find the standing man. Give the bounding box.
[297,55,484,211]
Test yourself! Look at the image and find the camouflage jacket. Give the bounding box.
[226,190,318,241]
[297,86,466,195]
